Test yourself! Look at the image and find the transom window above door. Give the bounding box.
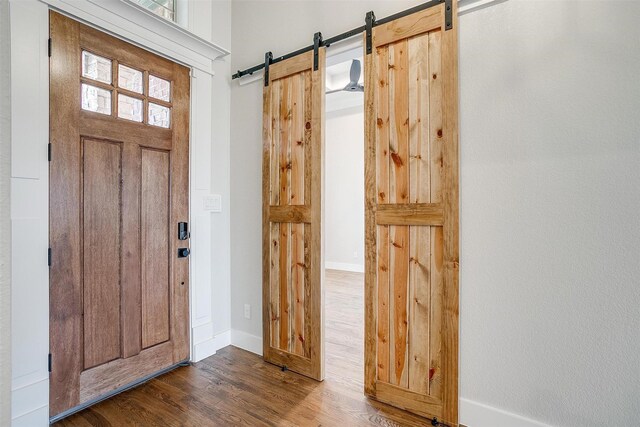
[80,50,172,128]
[130,0,176,22]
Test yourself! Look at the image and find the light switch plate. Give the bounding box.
[204,194,222,212]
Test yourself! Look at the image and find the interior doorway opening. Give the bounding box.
[323,43,365,386]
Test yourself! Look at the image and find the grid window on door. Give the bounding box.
[80,50,172,128]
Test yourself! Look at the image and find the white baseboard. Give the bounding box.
[325,262,364,273]
[192,329,231,362]
[460,398,552,427]
[230,329,263,356]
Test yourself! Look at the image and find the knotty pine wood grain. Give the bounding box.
[263,48,324,380]
[376,225,390,383]
[373,3,443,48]
[364,2,459,424]
[408,226,430,395]
[441,1,460,420]
[363,34,378,397]
[56,271,434,427]
[408,33,431,205]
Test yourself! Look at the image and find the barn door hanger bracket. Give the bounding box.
[264,51,273,86]
[313,32,323,71]
[365,11,375,55]
[445,0,453,30]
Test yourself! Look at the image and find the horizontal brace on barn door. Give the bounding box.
[232,0,450,81]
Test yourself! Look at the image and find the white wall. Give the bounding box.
[230,1,640,426]
[325,105,364,273]
[0,0,12,424]
[458,1,640,425]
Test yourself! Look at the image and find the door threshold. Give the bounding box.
[49,359,189,424]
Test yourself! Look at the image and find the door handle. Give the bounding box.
[177,248,190,258]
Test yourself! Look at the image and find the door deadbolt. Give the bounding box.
[178,222,189,240]
[177,248,190,258]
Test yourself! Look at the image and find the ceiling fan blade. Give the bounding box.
[325,88,344,94]
[349,59,361,85]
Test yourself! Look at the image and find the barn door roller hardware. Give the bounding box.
[232,0,452,83]
[313,32,322,71]
[264,51,272,86]
[365,11,375,55]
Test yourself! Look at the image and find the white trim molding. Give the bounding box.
[231,330,263,356]
[459,0,508,15]
[460,398,553,427]
[0,0,12,424]
[38,0,229,74]
[325,262,364,273]
[193,329,231,362]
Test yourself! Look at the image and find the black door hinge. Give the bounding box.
[48,38,52,57]
[48,143,52,161]
[48,353,52,373]
[365,11,376,55]
[48,248,52,267]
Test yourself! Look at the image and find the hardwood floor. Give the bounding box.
[55,270,430,426]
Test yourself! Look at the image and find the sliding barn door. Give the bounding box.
[263,50,325,380]
[364,1,459,425]
[49,12,190,417]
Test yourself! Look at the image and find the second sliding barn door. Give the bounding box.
[262,50,325,380]
[364,1,459,425]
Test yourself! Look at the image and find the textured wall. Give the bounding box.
[458,1,640,424]
[0,0,11,423]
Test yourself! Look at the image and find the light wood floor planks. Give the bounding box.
[54,270,431,427]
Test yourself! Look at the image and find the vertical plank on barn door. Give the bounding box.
[364,1,459,425]
[263,50,324,380]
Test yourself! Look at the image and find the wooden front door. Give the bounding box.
[364,1,459,425]
[262,49,325,380]
[49,12,190,417]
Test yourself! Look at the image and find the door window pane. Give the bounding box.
[149,75,170,102]
[118,94,143,122]
[118,64,143,94]
[81,84,112,115]
[130,0,175,21]
[82,51,112,84]
[148,103,170,128]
